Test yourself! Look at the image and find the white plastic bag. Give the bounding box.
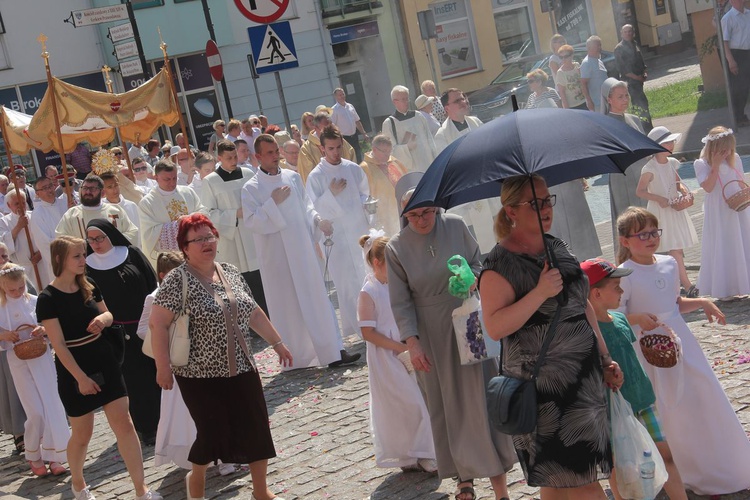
[610,391,668,499]
[452,295,501,365]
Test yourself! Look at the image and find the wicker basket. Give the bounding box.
[13,336,47,360]
[640,325,680,368]
[722,179,750,212]
[669,182,694,211]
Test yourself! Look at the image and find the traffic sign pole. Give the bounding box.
[274,71,291,133]
[201,0,233,120]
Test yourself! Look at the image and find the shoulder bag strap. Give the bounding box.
[180,267,188,314]
[388,116,399,144]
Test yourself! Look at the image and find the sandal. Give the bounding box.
[48,461,67,475]
[454,479,475,500]
[28,460,49,476]
[12,435,24,456]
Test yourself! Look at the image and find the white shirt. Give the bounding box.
[331,102,360,136]
[722,6,750,49]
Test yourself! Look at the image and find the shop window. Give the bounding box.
[494,8,536,61]
[429,0,481,78]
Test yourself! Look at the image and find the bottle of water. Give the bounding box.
[640,449,656,500]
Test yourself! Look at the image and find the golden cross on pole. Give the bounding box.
[158,26,167,59]
[101,65,114,94]
[37,33,49,60]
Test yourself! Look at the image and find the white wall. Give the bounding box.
[0,0,105,88]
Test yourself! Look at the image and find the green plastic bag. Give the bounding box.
[447,255,474,299]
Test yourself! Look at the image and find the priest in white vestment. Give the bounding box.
[29,177,68,287]
[297,111,356,184]
[202,139,267,313]
[241,134,360,369]
[434,88,498,254]
[381,86,437,173]
[56,175,138,246]
[138,160,206,267]
[305,127,370,337]
[0,190,47,288]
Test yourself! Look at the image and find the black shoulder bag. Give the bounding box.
[486,246,565,435]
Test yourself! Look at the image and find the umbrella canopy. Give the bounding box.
[25,68,179,154]
[0,107,35,155]
[403,108,665,213]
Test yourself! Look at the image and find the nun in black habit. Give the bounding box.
[85,218,160,445]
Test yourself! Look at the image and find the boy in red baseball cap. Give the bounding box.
[581,258,687,500]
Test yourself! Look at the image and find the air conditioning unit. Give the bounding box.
[333,41,359,64]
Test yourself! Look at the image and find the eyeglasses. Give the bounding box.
[405,208,437,222]
[448,96,467,105]
[86,235,108,244]
[516,195,557,211]
[133,167,148,172]
[36,184,55,192]
[114,152,123,156]
[186,235,217,245]
[627,229,662,241]
[251,121,260,125]
[81,186,102,192]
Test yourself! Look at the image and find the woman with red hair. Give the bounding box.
[149,213,292,500]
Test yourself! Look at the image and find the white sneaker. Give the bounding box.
[135,491,163,500]
[72,485,96,500]
[417,458,438,473]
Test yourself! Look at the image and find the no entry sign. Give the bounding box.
[205,40,223,81]
[233,0,290,24]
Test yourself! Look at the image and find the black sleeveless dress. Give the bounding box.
[481,235,613,488]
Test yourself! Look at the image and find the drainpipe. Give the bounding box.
[313,0,340,92]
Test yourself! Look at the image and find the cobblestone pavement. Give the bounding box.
[1,188,749,499]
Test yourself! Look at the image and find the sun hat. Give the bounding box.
[581,258,633,287]
[414,94,436,110]
[647,126,681,145]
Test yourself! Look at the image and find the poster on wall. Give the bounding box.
[610,0,640,42]
[430,0,480,78]
[556,0,591,45]
[654,0,666,15]
[186,90,220,152]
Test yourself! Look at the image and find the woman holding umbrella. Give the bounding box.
[479,174,622,499]
[386,174,516,500]
[601,78,647,245]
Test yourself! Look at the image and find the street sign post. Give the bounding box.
[247,21,298,75]
[120,59,143,78]
[108,23,134,43]
[206,40,224,81]
[234,0,290,24]
[114,40,139,61]
[70,5,128,28]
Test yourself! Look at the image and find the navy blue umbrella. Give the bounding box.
[403,108,666,213]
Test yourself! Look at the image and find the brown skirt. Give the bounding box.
[176,369,276,466]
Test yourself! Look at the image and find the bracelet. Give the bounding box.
[271,340,284,349]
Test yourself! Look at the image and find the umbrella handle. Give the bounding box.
[529,176,568,306]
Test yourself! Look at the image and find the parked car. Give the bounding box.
[468,44,618,122]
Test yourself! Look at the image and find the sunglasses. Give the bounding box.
[516,195,557,212]
[561,53,574,58]
[627,229,662,241]
[113,152,123,156]
[133,166,148,172]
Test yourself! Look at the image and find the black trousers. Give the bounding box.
[241,270,268,318]
[729,49,750,122]
[343,133,363,164]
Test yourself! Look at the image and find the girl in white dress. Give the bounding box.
[693,126,750,298]
[0,263,69,476]
[636,126,699,295]
[616,207,750,496]
[357,231,436,472]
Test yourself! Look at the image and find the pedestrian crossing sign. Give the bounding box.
[248,21,299,75]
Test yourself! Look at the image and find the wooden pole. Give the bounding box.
[101,65,134,177]
[37,34,73,206]
[0,109,43,290]
[159,28,192,161]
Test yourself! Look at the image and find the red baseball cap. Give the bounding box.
[580,258,632,287]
